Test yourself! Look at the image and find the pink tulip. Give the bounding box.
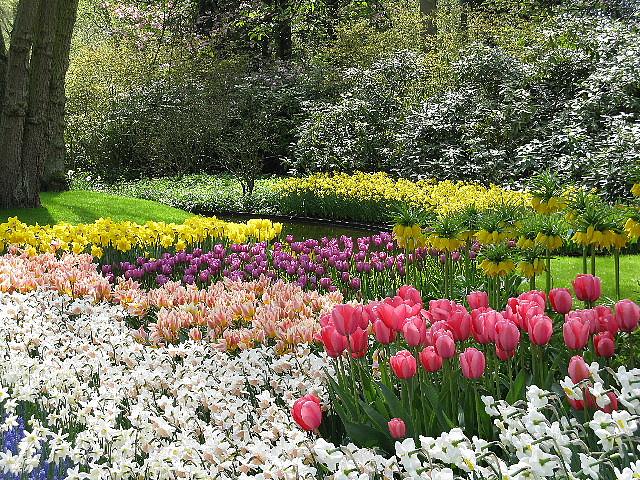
[573,274,602,303]
[615,299,640,332]
[528,314,553,346]
[595,305,618,335]
[494,319,520,353]
[419,346,443,372]
[434,330,456,359]
[459,347,485,379]
[332,304,357,336]
[348,328,369,358]
[373,319,396,344]
[495,345,515,361]
[403,316,426,347]
[292,394,322,431]
[467,291,489,310]
[447,306,471,341]
[549,288,573,314]
[563,316,590,350]
[594,331,615,358]
[398,285,422,306]
[353,305,372,330]
[320,325,347,358]
[568,309,598,335]
[390,350,417,379]
[568,355,590,383]
[473,309,501,344]
[428,299,456,321]
[519,291,546,310]
[388,418,406,439]
[378,303,409,331]
[601,392,619,413]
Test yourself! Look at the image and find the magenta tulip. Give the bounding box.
[419,346,443,372]
[390,350,417,379]
[549,288,573,315]
[573,274,602,303]
[528,314,553,346]
[615,299,640,332]
[388,418,407,439]
[467,291,489,310]
[459,347,485,379]
[292,394,322,431]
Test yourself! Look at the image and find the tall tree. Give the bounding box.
[420,0,437,36]
[43,0,79,190]
[21,0,58,198]
[0,0,40,208]
[275,0,292,60]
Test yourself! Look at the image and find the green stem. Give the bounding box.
[582,246,588,274]
[614,249,621,301]
[590,246,596,276]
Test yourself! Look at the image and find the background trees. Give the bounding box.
[0,0,79,208]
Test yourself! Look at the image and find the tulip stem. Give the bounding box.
[582,247,588,274]
[590,246,596,276]
[545,249,551,307]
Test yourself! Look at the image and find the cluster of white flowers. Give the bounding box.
[1,288,639,480]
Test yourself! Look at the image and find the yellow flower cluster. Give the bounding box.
[427,235,465,252]
[572,227,628,250]
[392,224,427,250]
[0,216,283,256]
[517,259,546,279]
[531,196,566,214]
[624,218,640,240]
[632,184,640,197]
[476,230,511,245]
[479,259,516,277]
[534,233,563,251]
[275,172,530,214]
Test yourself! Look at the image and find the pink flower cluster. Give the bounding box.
[115,276,342,352]
[0,250,111,300]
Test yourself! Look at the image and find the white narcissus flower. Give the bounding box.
[579,453,600,480]
[560,376,584,400]
[589,382,611,408]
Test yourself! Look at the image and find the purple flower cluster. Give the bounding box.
[2,416,73,480]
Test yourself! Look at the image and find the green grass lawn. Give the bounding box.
[0,191,192,225]
[550,255,640,301]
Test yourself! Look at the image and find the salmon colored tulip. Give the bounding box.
[434,330,456,359]
[419,346,443,372]
[467,291,489,310]
[459,347,485,379]
[331,304,357,336]
[292,394,322,431]
[568,355,590,383]
[390,350,417,379]
[494,319,520,353]
[563,316,590,350]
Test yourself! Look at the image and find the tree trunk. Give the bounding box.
[275,0,292,60]
[0,29,7,103]
[43,0,79,191]
[22,0,58,200]
[420,0,437,36]
[0,0,40,209]
[326,0,339,40]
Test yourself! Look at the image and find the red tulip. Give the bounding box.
[567,397,585,411]
[292,394,322,431]
[331,304,357,336]
[320,325,347,358]
[494,319,520,353]
[528,314,553,346]
[390,350,417,379]
[419,346,443,372]
[459,347,485,379]
[601,392,618,413]
[348,328,369,358]
[594,331,615,358]
[573,274,602,303]
[434,330,456,359]
[398,285,422,306]
[549,288,573,315]
[563,315,590,350]
[615,299,640,332]
[568,355,590,383]
[388,418,406,439]
[373,319,396,344]
[467,291,489,310]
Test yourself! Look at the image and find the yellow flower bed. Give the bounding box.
[275,172,530,214]
[0,216,283,256]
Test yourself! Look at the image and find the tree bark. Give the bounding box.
[420,0,437,36]
[43,0,79,191]
[0,29,7,104]
[21,0,58,202]
[0,0,40,209]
